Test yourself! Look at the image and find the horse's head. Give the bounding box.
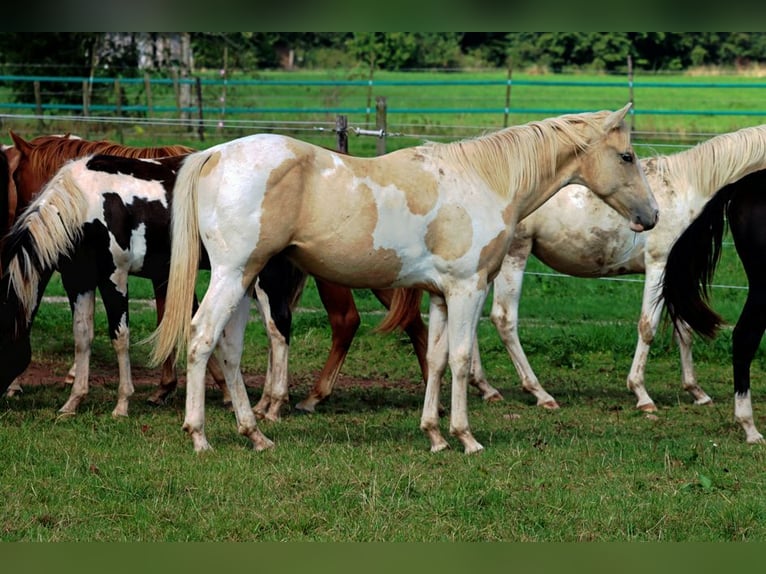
[8,130,51,217]
[573,103,659,232]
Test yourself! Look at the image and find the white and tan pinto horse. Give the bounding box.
[464,124,766,411]
[151,104,658,454]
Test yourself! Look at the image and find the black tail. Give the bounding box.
[662,184,737,339]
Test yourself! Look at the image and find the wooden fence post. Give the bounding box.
[144,72,153,117]
[504,62,513,128]
[114,78,124,143]
[335,114,348,153]
[82,79,90,138]
[195,76,205,142]
[33,80,44,130]
[375,96,387,156]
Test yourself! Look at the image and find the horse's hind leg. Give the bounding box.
[490,249,551,406]
[674,320,712,405]
[731,289,766,443]
[147,285,231,407]
[58,291,96,416]
[184,277,271,452]
[295,278,361,413]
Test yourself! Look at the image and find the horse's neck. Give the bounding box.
[513,147,585,220]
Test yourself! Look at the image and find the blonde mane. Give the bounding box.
[436,110,615,198]
[652,124,766,195]
[6,165,90,325]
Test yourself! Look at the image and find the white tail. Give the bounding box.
[148,151,211,366]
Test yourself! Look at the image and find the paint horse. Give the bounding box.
[0,154,204,415]
[462,123,766,412]
[2,132,199,402]
[151,104,658,454]
[663,169,766,443]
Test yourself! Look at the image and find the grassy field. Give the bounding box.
[2,70,766,542]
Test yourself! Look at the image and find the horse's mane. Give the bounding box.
[3,164,90,326]
[21,135,195,183]
[435,110,614,199]
[652,124,766,195]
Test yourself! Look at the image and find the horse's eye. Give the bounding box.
[620,152,634,163]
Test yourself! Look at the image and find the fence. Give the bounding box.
[2,70,766,154]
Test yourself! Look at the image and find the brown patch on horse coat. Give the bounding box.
[425,203,472,260]
[361,152,439,215]
[478,229,510,282]
[252,146,403,288]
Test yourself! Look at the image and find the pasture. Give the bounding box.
[2,71,766,541]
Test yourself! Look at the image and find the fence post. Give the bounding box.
[114,78,124,143]
[375,96,387,156]
[335,114,348,153]
[33,80,44,130]
[82,79,90,138]
[144,72,153,117]
[195,76,205,142]
[504,61,513,128]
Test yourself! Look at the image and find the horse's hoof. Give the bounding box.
[484,392,504,403]
[637,402,657,413]
[540,400,560,410]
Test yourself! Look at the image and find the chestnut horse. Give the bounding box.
[151,104,658,454]
[663,169,766,443]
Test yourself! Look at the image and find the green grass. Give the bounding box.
[4,232,764,541]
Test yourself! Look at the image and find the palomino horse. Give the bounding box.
[151,104,658,454]
[462,123,766,411]
[663,169,766,443]
[2,132,433,415]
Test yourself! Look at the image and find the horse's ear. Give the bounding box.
[602,103,632,132]
[9,130,32,155]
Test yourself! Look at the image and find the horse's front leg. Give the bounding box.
[626,265,664,412]
[445,287,488,454]
[420,294,450,452]
[98,283,133,418]
[58,291,95,416]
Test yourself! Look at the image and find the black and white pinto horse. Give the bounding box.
[0,154,305,415]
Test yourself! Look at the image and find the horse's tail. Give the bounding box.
[148,150,208,367]
[662,184,736,339]
[376,288,424,333]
